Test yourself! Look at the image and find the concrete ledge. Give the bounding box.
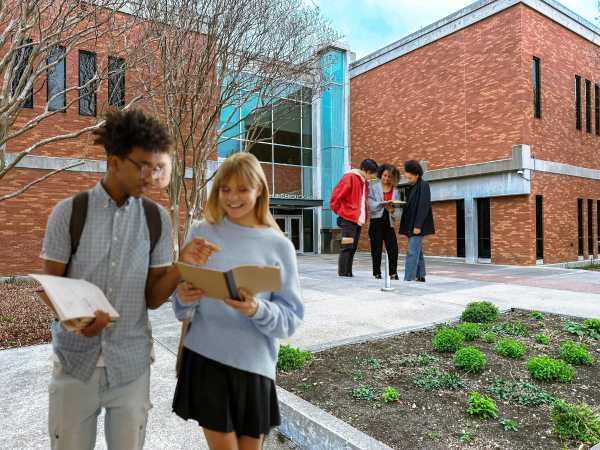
[277,387,393,450]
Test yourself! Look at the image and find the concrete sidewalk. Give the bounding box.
[1,255,599,449]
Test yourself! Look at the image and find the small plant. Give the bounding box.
[489,322,530,337]
[414,367,466,391]
[454,346,487,373]
[482,332,497,344]
[551,400,600,444]
[500,418,519,432]
[584,319,600,339]
[365,357,382,370]
[495,338,526,359]
[352,370,365,382]
[351,385,375,401]
[382,386,400,403]
[461,301,499,323]
[559,341,594,365]
[467,391,498,420]
[530,311,545,320]
[398,354,439,367]
[534,333,550,345]
[457,323,482,341]
[432,327,464,353]
[426,431,441,441]
[459,430,475,443]
[564,320,586,337]
[527,356,576,383]
[277,346,313,372]
[486,378,555,407]
[298,382,314,393]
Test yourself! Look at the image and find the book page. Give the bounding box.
[176,263,230,299]
[232,265,281,295]
[30,274,119,322]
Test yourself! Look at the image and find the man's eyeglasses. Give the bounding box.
[125,157,165,180]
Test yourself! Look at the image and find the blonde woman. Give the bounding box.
[172,152,304,450]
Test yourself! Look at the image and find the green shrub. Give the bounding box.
[559,341,594,366]
[432,327,464,353]
[564,320,586,336]
[482,332,497,344]
[454,347,487,373]
[584,319,600,339]
[457,323,482,341]
[486,378,555,407]
[461,301,499,323]
[551,400,600,444]
[500,418,519,432]
[277,345,313,372]
[489,322,530,337]
[530,311,544,321]
[495,339,526,359]
[351,385,375,401]
[466,392,498,420]
[382,386,400,403]
[527,356,576,383]
[534,333,550,345]
[413,367,466,391]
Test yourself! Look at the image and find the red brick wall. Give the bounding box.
[423,201,457,258]
[521,6,600,170]
[351,6,526,171]
[490,195,535,265]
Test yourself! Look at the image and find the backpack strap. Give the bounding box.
[68,191,89,266]
[142,197,162,257]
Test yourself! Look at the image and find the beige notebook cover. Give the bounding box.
[176,263,281,300]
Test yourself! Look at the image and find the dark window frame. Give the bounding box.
[78,50,97,117]
[12,38,34,109]
[588,199,594,256]
[575,75,582,130]
[595,83,600,136]
[585,79,592,133]
[536,195,544,260]
[532,57,541,119]
[477,198,491,259]
[108,55,126,109]
[456,199,466,258]
[47,45,66,112]
[597,200,600,256]
[577,198,584,256]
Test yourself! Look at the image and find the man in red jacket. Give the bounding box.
[330,159,378,277]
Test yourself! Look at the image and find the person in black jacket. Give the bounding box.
[399,160,435,282]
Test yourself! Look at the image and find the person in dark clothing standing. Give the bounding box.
[368,164,401,279]
[399,160,435,282]
[330,159,378,277]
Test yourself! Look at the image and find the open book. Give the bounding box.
[30,274,120,332]
[381,199,406,207]
[176,263,281,300]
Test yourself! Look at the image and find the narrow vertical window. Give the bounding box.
[594,84,600,136]
[577,199,584,256]
[588,199,594,256]
[47,46,66,111]
[456,199,466,258]
[597,200,600,255]
[12,39,34,108]
[79,51,97,116]
[585,79,592,133]
[108,56,125,108]
[536,195,543,260]
[532,57,541,119]
[575,75,582,130]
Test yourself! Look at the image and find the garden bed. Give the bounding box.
[0,279,52,349]
[278,309,600,450]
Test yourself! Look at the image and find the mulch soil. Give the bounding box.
[0,280,53,349]
[278,310,600,450]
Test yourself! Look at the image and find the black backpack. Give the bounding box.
[67,191,162,268]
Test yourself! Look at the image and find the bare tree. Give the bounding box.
[0,0,148,202]
[137,0,339,250]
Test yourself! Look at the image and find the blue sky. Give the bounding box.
[310,0,599,59]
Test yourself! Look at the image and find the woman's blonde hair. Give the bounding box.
[204,152,279,230]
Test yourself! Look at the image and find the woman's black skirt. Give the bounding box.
[172,347,281,439]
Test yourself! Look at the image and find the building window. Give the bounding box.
[79,51,97,116]
[575,75,582,130]
[577,198,584,256]
[594,84,600,136]
[585,79,592,133]
[588,199,594,256]
[536,195,543,260]
[108,56,125,108]
[12,39,34,108]
[597,200,600,255]
[532,57,541,119]
[456,199,465,258]
[47,46,66,111]
[477,198,491,260]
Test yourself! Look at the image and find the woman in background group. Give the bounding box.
[368,163,401,280]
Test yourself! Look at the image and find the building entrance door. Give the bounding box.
[274,215,303,253]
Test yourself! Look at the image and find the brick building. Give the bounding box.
[350,0,600,265]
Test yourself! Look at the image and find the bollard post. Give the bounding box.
[381,251,394,292]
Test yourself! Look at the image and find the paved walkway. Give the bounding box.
[1,254,599,449]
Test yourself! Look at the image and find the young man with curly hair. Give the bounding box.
[39,109,214,450]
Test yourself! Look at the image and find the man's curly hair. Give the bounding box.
[93,109,172,157]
